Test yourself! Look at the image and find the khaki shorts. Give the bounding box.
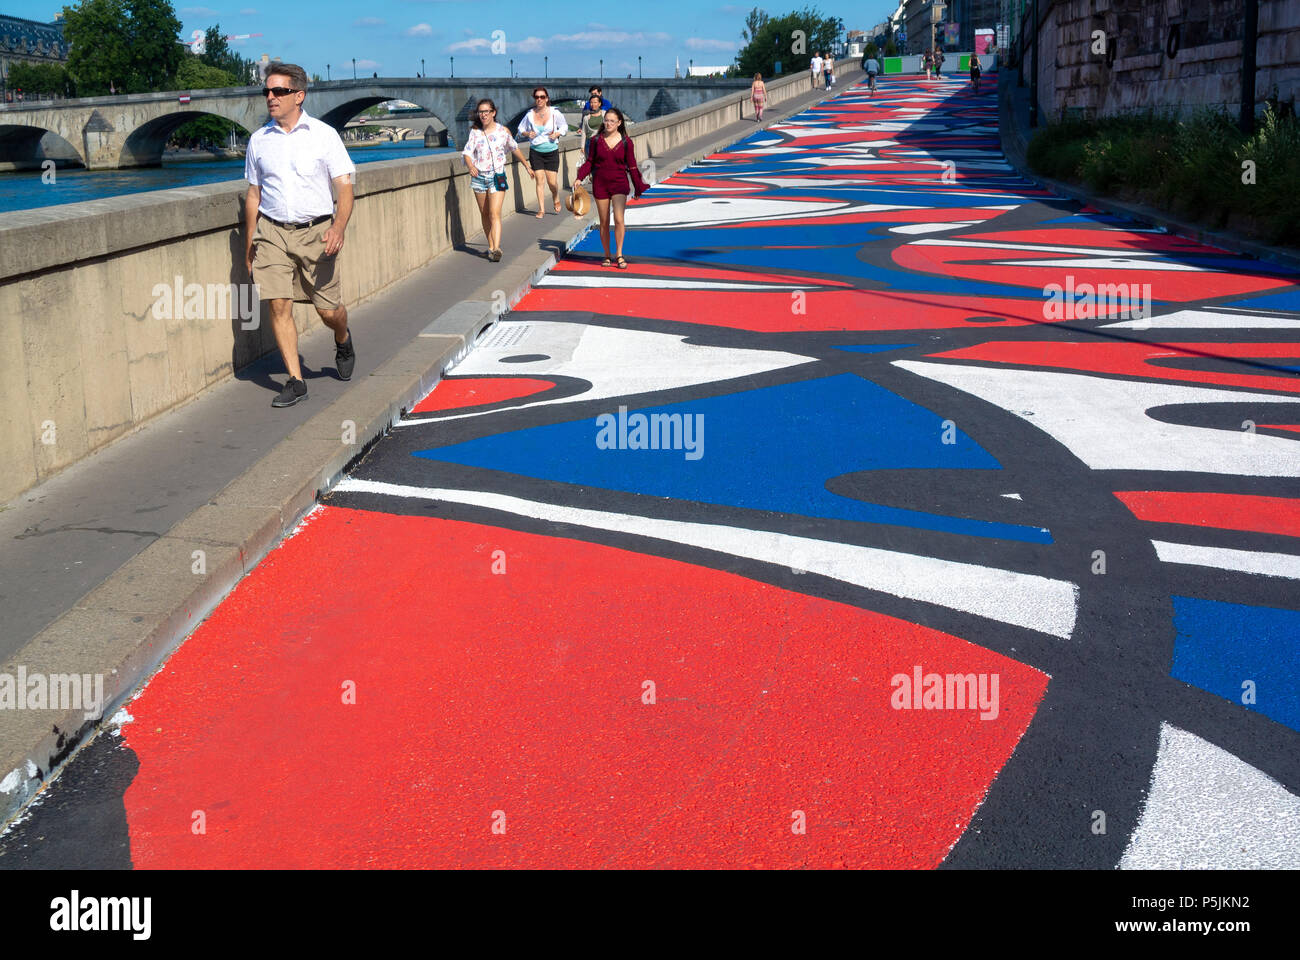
[251,216,343,309]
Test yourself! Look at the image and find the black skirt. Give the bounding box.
[530,148,560,172]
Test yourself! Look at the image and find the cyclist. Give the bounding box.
[864,54,880,94]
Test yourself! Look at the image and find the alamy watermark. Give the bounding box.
[1042,275,1151,322]
[595,405,704,460]
[0,667,104,721]
[890,665,999,720]
[151,275,259,329]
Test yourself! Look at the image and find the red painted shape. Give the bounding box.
[411,377,555,414]
[927,341,1300,394]
[516,287,1067,331]
[891,240,1293,301]
[1259,424,1300,435]
[1114,491,1300,539]
[120,507,1047,869]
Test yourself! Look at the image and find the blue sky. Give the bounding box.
[15,1,898,79]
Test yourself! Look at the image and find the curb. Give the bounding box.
[996,72,1300,275]
[0,78,855,829]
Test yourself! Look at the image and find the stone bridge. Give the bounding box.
[0,76,749,170]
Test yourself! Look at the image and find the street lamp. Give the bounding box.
[599,58,603,78]
[638,55,642,78]
[689,58,693,76]
[510,58,514,78]
[352,58,356,80]
[544,55,548,78]
[421,58,425,78]
[450,56,454,78]
[327,64,330,80]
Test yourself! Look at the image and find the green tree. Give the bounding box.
[735,6,843,78]
[7,62,73,96]
[175,56,239,89]
[61,0,183,94]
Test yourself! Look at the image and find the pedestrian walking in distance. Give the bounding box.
[576,107,650,270]
[969,55,981,93]
[243,62,356,408]
[824,55,835,90]
[461,98,534,262]
[750,73,767,122]
[581,92,606,151]
[517,86,569,217]
[810,51,823,90]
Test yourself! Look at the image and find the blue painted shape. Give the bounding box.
[1170,596,1300,733]
[834,344,913,353]
[413,374,1053,544]
[1226,290,1300,312]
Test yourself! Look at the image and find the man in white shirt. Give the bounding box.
[865,56,880,94]
[810,53,823,90]
[243,63,357,408]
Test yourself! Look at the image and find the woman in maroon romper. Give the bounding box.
[576,107,650,269]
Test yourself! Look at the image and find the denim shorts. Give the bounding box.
[470,171,501,193]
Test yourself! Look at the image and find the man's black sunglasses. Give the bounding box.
[262,86,298,97]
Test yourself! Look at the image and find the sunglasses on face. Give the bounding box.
[262,87,298,98]
[477,110,494,115]
[534,94,548,99]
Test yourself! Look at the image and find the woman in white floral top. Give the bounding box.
[461,98,533,262]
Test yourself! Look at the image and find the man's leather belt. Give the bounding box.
[261,213,332,229]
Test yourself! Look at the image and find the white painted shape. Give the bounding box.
[332,479,1080,639]
[1100,309,1300,330]
[1120,724,1300,869]
[625,197,912,228]
[894,361,1300,476]
[413,320,814,423]
[1152,540,1300,580]
[1001,493,1023,500]
[891,221,978,235]
[991,256,1206,272]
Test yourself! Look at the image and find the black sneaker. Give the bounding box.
[335,332,356,381]
[272,377,308,407]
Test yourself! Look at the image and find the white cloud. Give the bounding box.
[354,59,381,70]
[685,37,737,52]
[512,36,545,54]
[586,22,609,30]
[448,38,491,54]
[240,7,258,14]
[354,17,386,27]
[180,6,219,15]
[405,23,434,37]
[546,30,672,50]
[463,28,475,37]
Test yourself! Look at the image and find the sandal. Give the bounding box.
[616,256,628,269]
[601,257,612,267]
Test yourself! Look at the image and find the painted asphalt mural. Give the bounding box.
[3,75,1298,869]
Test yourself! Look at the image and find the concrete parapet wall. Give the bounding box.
[0,60,855,503]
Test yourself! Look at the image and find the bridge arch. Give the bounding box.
[0,122,86,169]
[120,110,253,167]
[315,95,454,143]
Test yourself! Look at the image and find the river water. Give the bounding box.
[0,140,456,215]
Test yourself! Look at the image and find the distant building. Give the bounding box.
[1,13,69,91]
[687,65,728,77]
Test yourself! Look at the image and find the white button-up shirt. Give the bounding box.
[244,108,355,222]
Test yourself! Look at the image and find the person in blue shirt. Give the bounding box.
[582,85,614,114]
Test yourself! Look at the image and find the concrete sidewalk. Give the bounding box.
[0,70,860,824]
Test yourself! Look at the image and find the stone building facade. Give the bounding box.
[1,14,69,89]
[1027,0,1298,119]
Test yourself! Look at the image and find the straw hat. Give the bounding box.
[566,182,590,217]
